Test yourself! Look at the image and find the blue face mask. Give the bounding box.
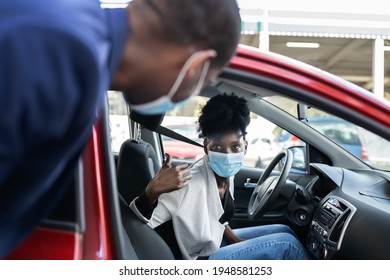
[129,51,211,115]
[208,151,244,178]
[128,94,190,115]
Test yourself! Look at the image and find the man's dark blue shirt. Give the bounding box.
[0,0,128,258]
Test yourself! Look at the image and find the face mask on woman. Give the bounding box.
[208,151,244,178]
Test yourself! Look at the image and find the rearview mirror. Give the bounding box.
[297,103,309,121]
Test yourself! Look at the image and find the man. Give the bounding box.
[0,0,241,258]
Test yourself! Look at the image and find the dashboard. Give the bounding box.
[305,163,390,259]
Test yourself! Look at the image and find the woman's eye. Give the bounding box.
[211,145,221,151]
[232,145,242,152]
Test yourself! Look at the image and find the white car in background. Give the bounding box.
[244,137,279,168]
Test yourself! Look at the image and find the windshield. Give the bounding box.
[308,118,361,146]
[266,96,390,171]
[161,124,202,142]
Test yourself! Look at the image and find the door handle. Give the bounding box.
[244,178,257,188]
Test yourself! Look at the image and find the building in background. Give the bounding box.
[100,0,390,100]
[237,0,390,100]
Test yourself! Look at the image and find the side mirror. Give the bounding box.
[279,146,307,171]
[290,146,307,171]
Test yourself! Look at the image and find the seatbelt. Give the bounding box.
[128,110,203,148]
[155,126,204,148]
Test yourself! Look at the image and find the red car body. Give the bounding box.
[5,46,390,260]
[7,121,115,260]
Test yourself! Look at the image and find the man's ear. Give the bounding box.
[244,139,248,155]
[187,49,217,78]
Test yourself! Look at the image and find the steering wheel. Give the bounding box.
[247,150,293,220]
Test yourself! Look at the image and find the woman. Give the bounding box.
[130,93,310,260]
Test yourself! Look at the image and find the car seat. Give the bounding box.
[116,136,175,259]
[117,110,165,205]
[117,138,161,205]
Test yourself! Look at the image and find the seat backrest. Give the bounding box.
[118,194,174,259]
[117,139,161,205]
[116,139,175,259]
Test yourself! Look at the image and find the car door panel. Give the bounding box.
[231,167,289,228]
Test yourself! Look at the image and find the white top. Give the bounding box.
[130,154,234,260]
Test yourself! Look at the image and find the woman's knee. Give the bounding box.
[233,224,295,240]
[277,233,308,253]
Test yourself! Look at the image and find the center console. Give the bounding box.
[306,196,356,259]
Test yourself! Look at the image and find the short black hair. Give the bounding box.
[198,93,250,138]
[145,0,241,69]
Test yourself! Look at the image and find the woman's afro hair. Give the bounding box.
[198,93,250,138]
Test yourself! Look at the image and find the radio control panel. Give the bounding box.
[307,196,356,259]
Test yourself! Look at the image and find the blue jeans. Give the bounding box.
[208,224,311,260]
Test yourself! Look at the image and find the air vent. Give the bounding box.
[329,209,351,242]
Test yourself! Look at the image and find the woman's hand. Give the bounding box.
[145,153,192,205]
[223,225,246,244]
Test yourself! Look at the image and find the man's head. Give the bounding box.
[111,0,241,114]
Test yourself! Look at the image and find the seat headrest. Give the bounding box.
[117,139,161,205]
[130,110,165,131]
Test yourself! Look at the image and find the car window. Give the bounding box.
[244,118,289,168]
[107,92,389,172]
[161,125,202,143]
[266,96,390,171]
[161,97,205,161]
[161,122,204,161]
[107,90,130,153]
[161,96,291,168]
[306,114,390,171]
[308,119,361,146]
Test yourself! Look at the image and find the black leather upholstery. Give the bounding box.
[119,194,174,260]
[116,139,175,259]
[117,139,161,205]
